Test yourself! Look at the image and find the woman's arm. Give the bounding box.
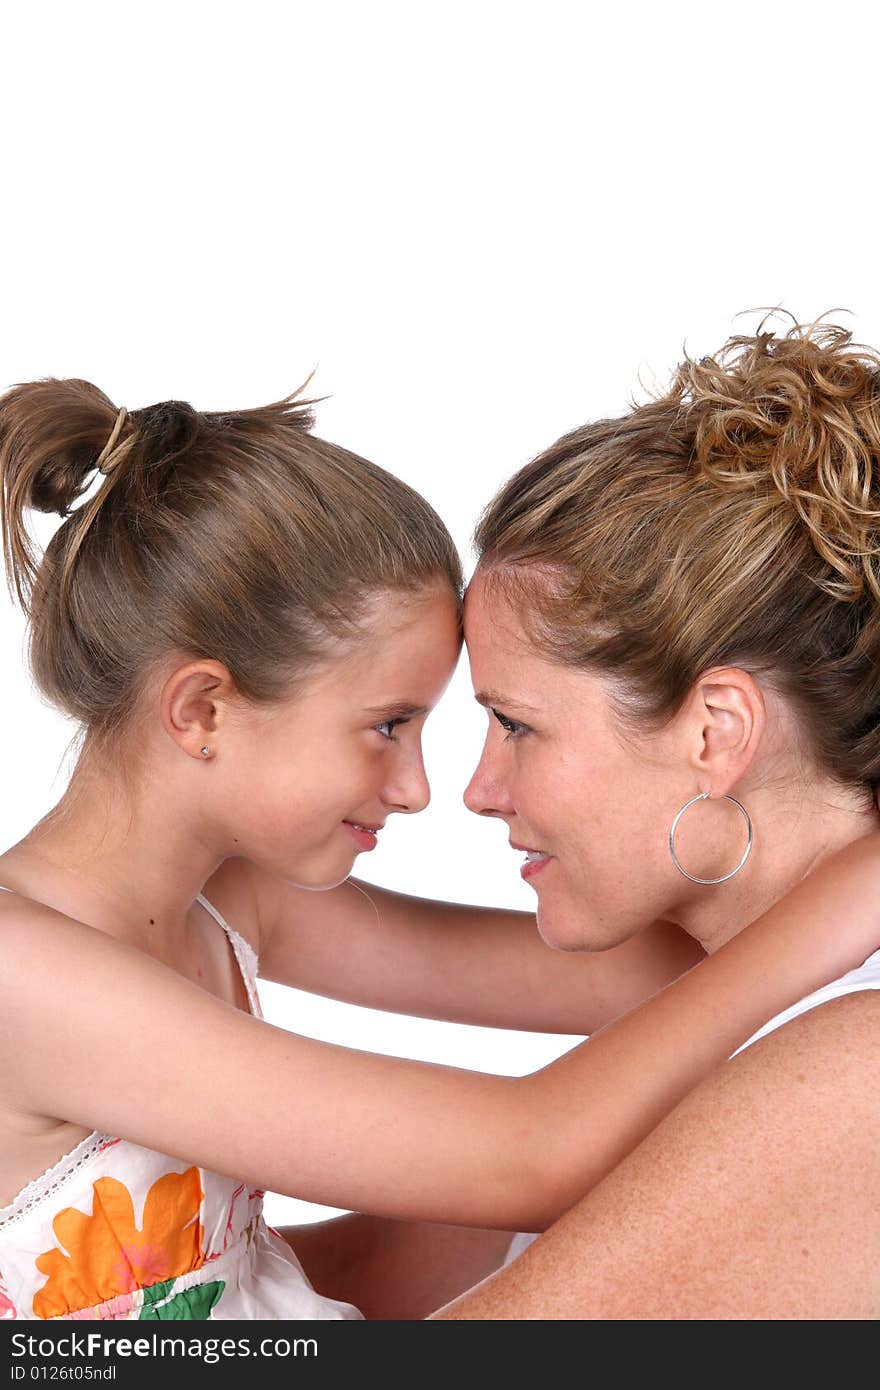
[430,989,880,1318]
[5,832,880,1233]
[254,871,705,1034]
[272,1215,516,1320]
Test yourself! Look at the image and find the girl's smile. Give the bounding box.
[342,821,384,850]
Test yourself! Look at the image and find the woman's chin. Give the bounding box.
[535,890,619,954]
[535,901,584,953]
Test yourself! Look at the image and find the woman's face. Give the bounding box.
[220,583,463,889]
[462,568,714,951]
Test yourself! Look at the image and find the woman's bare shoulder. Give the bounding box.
[432,990,880,1319]
[734,984,880,1071]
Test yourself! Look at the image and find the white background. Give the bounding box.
[2,1,879,1226]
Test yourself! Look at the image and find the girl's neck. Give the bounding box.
[0,773,226,958]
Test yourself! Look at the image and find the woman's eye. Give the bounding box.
[374,718,406,741]
[491,708,528,740]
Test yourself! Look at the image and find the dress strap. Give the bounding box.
[196,893,263,1020]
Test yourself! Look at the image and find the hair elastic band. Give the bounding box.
[96,407,129,475]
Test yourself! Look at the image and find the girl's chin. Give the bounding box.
[319,862,359,890]
[284,854,358,892]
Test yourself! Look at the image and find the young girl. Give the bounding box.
[0,377,877,1322]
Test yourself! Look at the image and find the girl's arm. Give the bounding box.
[254,871,705,1034]
[5,832,879,1233]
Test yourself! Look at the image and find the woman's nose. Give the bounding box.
[463,744,513,817]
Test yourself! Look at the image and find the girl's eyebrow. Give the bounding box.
[364,701,430,719]
[475,690,539,711]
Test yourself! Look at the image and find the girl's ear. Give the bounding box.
[161,659,231,761]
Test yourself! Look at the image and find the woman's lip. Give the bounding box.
[520,855,552,881]
[509,841,554,881]
[343,821,381,851]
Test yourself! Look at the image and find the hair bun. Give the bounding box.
[0,378,127,610]
[0,378,121,515]
[670,314,880,602]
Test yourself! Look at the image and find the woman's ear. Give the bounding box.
[683,667,766,795]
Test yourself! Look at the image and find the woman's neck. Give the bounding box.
[671,783,879,956]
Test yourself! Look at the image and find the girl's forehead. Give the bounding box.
[316,587,462,692]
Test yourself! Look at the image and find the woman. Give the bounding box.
[428,315,880,1317]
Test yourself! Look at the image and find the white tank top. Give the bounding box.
[504,942,880,1264]
[730,943,880,1057]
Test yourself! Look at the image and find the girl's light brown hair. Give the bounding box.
[0,378,462,786]
[473,314,880,798]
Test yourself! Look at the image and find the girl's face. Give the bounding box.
[462,568,707,951]
[223,584,462,888]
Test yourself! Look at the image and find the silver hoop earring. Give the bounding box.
[668,791,752,885]
[200,746,211,758]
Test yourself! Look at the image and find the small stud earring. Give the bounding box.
[200,746,211,758]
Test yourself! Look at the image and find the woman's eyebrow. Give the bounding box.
[474,690,539,711]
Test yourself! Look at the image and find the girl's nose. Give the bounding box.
[384,756,431,815]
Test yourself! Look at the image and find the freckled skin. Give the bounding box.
[461,568,878,958]
[462,570,710,951]
[429,565,880,1319]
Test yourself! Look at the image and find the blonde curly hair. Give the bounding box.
[473,312,880,796]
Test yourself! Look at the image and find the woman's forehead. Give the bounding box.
[463,570,610,715]
[464,569,528,653]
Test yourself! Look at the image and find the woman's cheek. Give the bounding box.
[521,756,554,820]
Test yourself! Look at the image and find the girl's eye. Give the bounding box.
[491,708,528,740]
[374,718,408,741]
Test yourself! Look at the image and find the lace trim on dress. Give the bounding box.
[0,1131,114,1230]
[225,931,260,1017]
[0,890,258,1231]
[195,893,261,1019]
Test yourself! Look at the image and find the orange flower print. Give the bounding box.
[33,1168,205,1320]
[0,1272,16,1319]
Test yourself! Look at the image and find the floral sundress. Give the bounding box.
[0,888,364,1320]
